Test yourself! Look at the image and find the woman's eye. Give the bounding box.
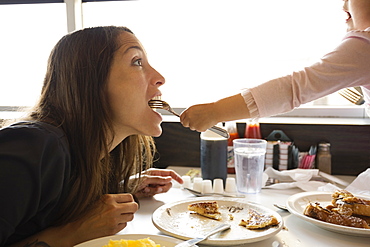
[133,59,142,66]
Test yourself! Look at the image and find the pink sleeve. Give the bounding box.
[244,34,370,118]
[241,89,260,119]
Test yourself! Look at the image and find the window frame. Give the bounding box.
[0,0,63,4]
[0,0,130,4]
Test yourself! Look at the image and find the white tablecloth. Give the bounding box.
[118,167,369,247]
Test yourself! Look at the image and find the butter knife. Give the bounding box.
[184,187,245,198]
[174,223,231,247]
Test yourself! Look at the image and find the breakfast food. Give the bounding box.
[304,203,370,229]
[103,237,160,247]
[188,201,222,220]
[303,190,370,229]
[188,201,280,229]
[239,208,279,229]
[331,190,370,217]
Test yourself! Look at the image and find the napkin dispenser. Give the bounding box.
[265,130,298,171]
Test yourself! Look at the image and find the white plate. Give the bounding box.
[286,191,370,237]
[74,234,185,247]
[152,197,283,246]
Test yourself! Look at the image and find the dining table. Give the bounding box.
[117,166,369,247]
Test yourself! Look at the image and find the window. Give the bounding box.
[0,2,66,107]
[0,0,367,119]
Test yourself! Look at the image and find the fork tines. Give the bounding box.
[148,100,164,108]
[148,99,162,103]
[338,87,364,105]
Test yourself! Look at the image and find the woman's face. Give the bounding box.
[106,31,165,140]
[343,0,370,31]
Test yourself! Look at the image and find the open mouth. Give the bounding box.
[149,96,161,112]
[345,11,352,22]
[151,95,161,101]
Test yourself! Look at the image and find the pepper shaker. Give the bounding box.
[316,142,331,174]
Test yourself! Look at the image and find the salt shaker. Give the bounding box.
[316,142,331,174]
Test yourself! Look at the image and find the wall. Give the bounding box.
[153,121,370,176]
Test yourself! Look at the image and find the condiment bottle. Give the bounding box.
[316,142,331,174]
[225,121,239,174]
[245,119,262,139]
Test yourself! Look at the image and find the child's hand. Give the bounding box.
[180,103,218,132]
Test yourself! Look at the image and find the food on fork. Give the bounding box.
[331,190,370,217]
[239,208,279,229]
[304,203,370,229]
[188,201,222,220]
[303,190,370,229]
[103,237,160,247]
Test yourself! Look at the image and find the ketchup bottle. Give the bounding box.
[245,119,262,139]
[225,121,239,174]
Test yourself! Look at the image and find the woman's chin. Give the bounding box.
[150,127,163,137]
[143,124,162,137]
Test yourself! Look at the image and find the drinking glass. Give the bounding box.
[233,138,267,194]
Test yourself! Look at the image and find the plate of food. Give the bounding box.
[152,197,283,246]
[74,234,186,247]
[286,190,370,237]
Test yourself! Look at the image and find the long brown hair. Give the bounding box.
[25,26,155,225]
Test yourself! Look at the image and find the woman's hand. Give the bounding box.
[76,193,138,236]
[10,194,138,247]
[69,193,138,245]
[133,168,183,198]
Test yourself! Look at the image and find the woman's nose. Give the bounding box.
[153,68,165,86]
[157,79,165,86]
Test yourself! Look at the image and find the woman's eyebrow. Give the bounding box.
[122,45,144,55]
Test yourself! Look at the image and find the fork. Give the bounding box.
[174,223,230,247]
[338,87,364,105]
[149,100,230,138]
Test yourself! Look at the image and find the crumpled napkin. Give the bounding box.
[318,169,370,196]
[263,167,370,195]
[263,167,340,192]
[343,168,370,196]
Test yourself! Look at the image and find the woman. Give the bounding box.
[0,26,182,247]
[180,0,370,131]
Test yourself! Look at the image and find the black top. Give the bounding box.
[0,122,71,246]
